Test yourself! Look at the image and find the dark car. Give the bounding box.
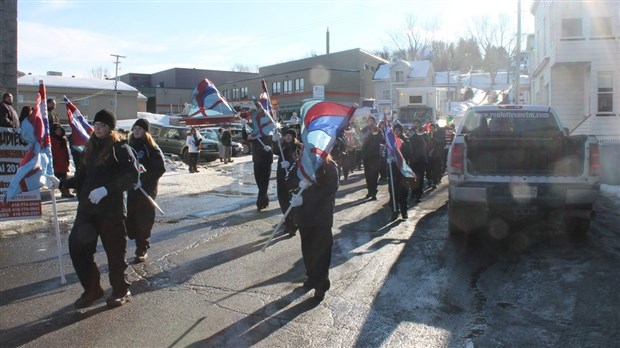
[149,124,219,162]
[199,128,244,156]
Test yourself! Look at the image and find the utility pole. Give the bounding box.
[110,53,126,116]
[515,0,521,104]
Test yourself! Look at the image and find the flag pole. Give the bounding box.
[388,161,397,214]
[261,187,306,252]
[50,190,67,284]
[139,187,165,215]
[259,80,285,156]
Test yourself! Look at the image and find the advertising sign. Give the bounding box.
[0,127,42,221]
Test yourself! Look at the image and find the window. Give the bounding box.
[283,80,292,94]
[272,82,281,95]
[80,98,89,106]
[562,18,582,38]
[382,90,390,99]
[232,88,239,100]
[240,87,248,99]
[294,78,304,93]
[597,72,614,114]
[591,17,612,37]
[395,71,404,82]
[409,95,423,104]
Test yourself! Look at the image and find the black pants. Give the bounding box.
[388,171,409,214]
[254,161,272,208]
[299,225,333,292]
[411,161,426,200]
[276,168,295,230]
[126,192,155,253]
[69,211,129,296]
[363,158,381,196]
[188,152,199,172]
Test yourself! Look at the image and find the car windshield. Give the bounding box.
[200,130,219,141]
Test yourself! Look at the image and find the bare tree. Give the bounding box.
[467,14,516,86]
[384,15,438,62]
[88,66,110,79]
[231,63,258,73]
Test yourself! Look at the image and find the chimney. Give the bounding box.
[326,27,330,55]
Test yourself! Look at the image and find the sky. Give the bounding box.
[17,0,534,78]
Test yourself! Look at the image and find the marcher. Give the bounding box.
[388,123,412,220]
[221,125,233,164]
[408,119,429,204]
[241,119,274,211]
[126,119,166,263]
[361,116,384,200]
[47,98,60,129]
[273,128,302,236]
[289,155,339,301]
[0,92,19,128]
[332,129,350,180]
[62,109,139,309]
[186,127,202,173]
[19,106,32,124]
[426,124,445,189]
[50,123,74,198]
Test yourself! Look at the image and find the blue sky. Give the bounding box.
[17,0,533,78]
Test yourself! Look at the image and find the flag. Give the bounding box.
[248,97,275,139]
[64,96,93,146]
[4,92,50,202]
[38,81,54,177]
[188,78,236,117]
[297,100,356,184]
[259,79,276,120]
[383,122,415,179]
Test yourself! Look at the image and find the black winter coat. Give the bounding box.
[128,138,166,198]
[293,160,339,227]
[70,137,139,217]
[361,127,385,161]
[242,126,274,164]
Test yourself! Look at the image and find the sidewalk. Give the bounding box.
[0,155,261,237]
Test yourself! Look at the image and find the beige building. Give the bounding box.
[218,48,388,119]
[530,0,620,141]
[17,74,142,123]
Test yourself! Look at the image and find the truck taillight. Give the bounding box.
[450,143,464,175]
[589,143,600,176]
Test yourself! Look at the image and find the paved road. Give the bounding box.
[1,165,619,347]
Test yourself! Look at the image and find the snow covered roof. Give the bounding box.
[435,71,530,90]
[17,74,138,93]
[373,60,431,80]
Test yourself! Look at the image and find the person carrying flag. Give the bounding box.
[273,128,302,236]
[126,118,166,263]
[62,109,139,309]
[361,116,384,200]
[387,123,414,220]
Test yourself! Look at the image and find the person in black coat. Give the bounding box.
[408,119,430,204]
[361,116,384,200]
[221,126,233,164]
[126,119,166,263]
[241,118,274,211]
[62,109,139,309]
[388,123,413,220]
[288,156,339,301]
[273,128,302,236]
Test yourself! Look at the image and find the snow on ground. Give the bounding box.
[600,184,620,202]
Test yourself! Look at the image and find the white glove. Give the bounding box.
[386,157,394,164]
[272,132,281,142]
[88,186,108,204]
[263,145,272,152]
[134,179,142,190]
[280,160,290,169]
[240,119,247,127]
[138,164,147,173]
[46,176,60,189]
[290,194,303,207]
[299,179,311,190]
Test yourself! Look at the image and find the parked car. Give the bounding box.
[198,128,244,157]
[149,124,219,162]
[212,122,252,155]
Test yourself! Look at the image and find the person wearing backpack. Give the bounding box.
[61,109,139,309]
[126,119,166,263]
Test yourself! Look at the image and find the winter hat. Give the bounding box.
[94,109,116,129]
[133,118,150,132]
[393,122,404,131]
[285,128,297,138]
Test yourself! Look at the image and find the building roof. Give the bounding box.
[18,74,138,92]
[374,60,432,80]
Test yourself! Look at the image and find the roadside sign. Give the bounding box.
[0,127,42,221]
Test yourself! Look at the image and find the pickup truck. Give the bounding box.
[446,105,600,238]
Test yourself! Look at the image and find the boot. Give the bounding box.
[61,188,75,198]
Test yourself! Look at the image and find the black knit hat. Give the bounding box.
[133,118,150,132]
[285,128,297,138]
[94,109,116,129]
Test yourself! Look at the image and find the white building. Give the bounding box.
[530,0,620,142]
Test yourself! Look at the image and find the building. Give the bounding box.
[530,0,620,142]
[0,0,17,96]
[120,68,258,114]
[17,74,142,122]
[217,48,388,120]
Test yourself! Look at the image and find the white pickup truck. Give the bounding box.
[446,105,600,238]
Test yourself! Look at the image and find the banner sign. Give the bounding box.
[0,127,42,221]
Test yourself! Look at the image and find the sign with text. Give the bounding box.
[313,85,325,101]
[0,127,42,221]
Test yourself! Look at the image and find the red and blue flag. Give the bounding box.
[64,96,93,146]
[297,100,356,184]
[383,122,415,179]
[189,78,235,117]
[38,82,54,177]
[248,98,275,139]
[4,91,51,202]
